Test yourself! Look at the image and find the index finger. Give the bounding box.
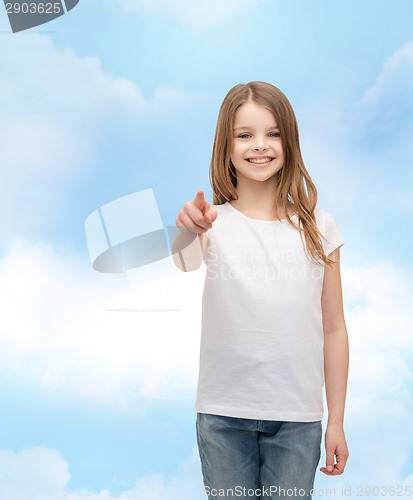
[193,190,206,209]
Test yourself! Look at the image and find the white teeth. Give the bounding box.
[247,158,273,164]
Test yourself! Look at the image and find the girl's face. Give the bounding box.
[230,101,284,183]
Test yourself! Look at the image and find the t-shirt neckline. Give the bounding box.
[225,201,299,224]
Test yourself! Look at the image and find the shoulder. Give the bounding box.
[313,208,337,230]
[313,208,345,256]
[313,207,333,222]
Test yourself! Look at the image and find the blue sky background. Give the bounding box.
[0,0,412,498]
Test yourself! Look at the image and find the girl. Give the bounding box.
[172,81,349,500]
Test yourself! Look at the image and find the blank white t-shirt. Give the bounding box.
[195,202,345,422]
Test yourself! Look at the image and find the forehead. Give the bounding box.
[233,102,277,128]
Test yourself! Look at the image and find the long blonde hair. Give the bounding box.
[209,81,337,266]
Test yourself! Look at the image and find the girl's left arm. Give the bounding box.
[320,246,350,476]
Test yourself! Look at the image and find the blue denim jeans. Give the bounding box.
[196,412,322,500]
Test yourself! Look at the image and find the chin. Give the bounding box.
[234,163,282,180]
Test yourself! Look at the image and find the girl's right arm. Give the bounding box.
[172,191,217,272]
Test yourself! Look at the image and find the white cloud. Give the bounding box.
[300,41,413,214]
[0,447,70,500]
[0,445,206,500]
[351,40,413,161]
[359,41,413,111]
[103,0,272,30]
[1,436,413,500]
[0,35,144,171]
[0,33,213,241]
[342,260,413,412]
[0,34,140,240]
[0,236,205,404]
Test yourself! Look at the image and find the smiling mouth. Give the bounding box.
[245,158,275,164]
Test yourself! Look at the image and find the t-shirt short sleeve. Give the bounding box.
[320,210,345,257]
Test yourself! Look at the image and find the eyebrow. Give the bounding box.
[233,125,279,131]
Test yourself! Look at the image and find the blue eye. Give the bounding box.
[238,132,280,138]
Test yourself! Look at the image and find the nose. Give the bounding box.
[252,135,269,151]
